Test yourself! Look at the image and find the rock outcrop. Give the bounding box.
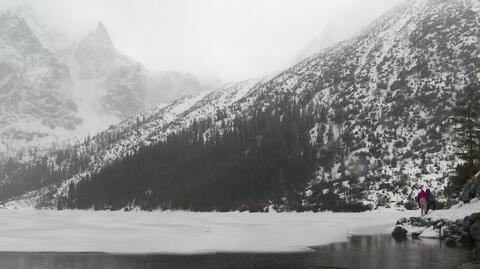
[461,171,480,203]
[393,212,480,247]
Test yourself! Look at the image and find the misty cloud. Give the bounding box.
[0,0,402,82]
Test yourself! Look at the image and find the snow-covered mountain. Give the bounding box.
[72,22,131,80]
[1,0,479,210]
[0,11,81,152]
[58,22,150,124]
[62,22,212,120]
[0,12,216,153]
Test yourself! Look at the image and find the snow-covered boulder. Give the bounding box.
[419,226,440,239]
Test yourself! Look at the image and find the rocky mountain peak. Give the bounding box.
[73,20,132,81]
[85,21,113,48]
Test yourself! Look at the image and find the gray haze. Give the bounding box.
[0,0,402,82]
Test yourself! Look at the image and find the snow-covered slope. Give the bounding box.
[2,0,479,210]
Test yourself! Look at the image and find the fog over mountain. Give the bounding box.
[0,0,402,82]
[296,0,405,61]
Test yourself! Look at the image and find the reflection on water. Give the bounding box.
[1,235,479,269]
[309,235,480,269]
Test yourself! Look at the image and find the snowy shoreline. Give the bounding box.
[393,199,480,243]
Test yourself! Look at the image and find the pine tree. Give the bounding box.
[452,82,480,169]
[450,82,480,191]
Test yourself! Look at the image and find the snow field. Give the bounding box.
[0,210,415,254]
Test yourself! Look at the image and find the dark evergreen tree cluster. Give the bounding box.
[0,149,90,201]
[448,81,480,193]
[68,99,320,211]
[0,126,127,204]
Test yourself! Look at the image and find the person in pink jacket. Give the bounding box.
[417,189,428,217]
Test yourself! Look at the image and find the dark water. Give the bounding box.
[1,235,480,269]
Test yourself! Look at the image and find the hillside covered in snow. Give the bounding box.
[1,0,479,211]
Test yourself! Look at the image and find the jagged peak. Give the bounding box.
[83,21,113,47]
[96,22,109,37]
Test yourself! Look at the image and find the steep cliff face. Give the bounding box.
[67,23,147,119]
[65,22,211,125]
[1,0,479,210]
[73,22,129,80]
[0,12,81,150]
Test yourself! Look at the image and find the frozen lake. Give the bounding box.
[0,235,478,269]
[0,210,417,253]
[2,208,480,268]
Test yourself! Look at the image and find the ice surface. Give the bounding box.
[1,201,479,254]
[0,210,415,254]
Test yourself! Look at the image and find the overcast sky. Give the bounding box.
[2,0,402,82]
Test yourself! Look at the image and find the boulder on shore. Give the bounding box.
[396,217,407,225]
[392,226,408,240]
[470,212,480,222]
[461,171,480,202]
[470,221,480,241]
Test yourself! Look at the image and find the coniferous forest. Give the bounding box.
[0,150,90,202]
[66,98,369,212]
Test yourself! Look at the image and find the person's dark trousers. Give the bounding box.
[425,202,435,214]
